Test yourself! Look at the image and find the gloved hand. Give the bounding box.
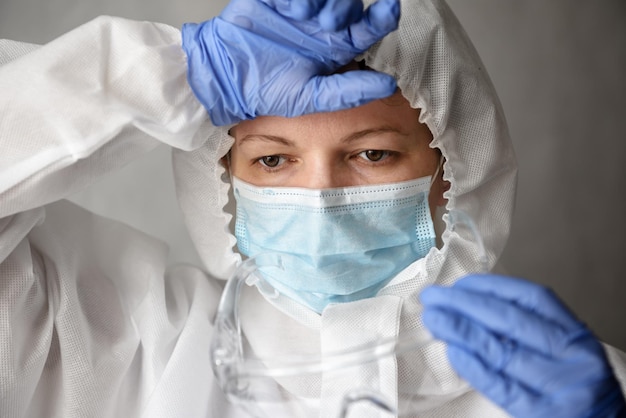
[182,0,400,126]
[420,274,626,418]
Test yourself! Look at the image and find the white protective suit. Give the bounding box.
[1,0,625,417]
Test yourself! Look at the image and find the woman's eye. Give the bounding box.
[258,155,284,168]
[359,150,390,162]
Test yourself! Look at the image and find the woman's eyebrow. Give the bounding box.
[340,126,405,144]
[238,134,294,147]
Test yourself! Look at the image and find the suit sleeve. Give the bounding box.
[0,16,213,218]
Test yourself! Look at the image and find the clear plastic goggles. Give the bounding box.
[211,210,487,417]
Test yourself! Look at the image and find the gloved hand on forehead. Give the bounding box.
[182,0,400,126]
[420,274,626,418]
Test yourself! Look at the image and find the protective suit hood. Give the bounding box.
[173,0,517,300]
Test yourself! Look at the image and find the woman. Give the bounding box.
[1,0,624,416]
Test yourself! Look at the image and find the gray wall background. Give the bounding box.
[1,0,624,350]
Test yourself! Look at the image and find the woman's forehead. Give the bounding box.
[232,91,424,143]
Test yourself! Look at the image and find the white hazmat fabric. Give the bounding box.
[0,17,230,418]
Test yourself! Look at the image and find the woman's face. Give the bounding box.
[228,91,448,211]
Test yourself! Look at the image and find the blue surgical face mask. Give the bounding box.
[232,176,436,313]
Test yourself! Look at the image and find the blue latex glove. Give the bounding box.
[420,274,626,418]
[182,0,400,126]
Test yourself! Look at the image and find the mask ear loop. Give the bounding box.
[430,153,445,188]
[224,127,236,184]
[430,153,446,249]
[224,147,234,183]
